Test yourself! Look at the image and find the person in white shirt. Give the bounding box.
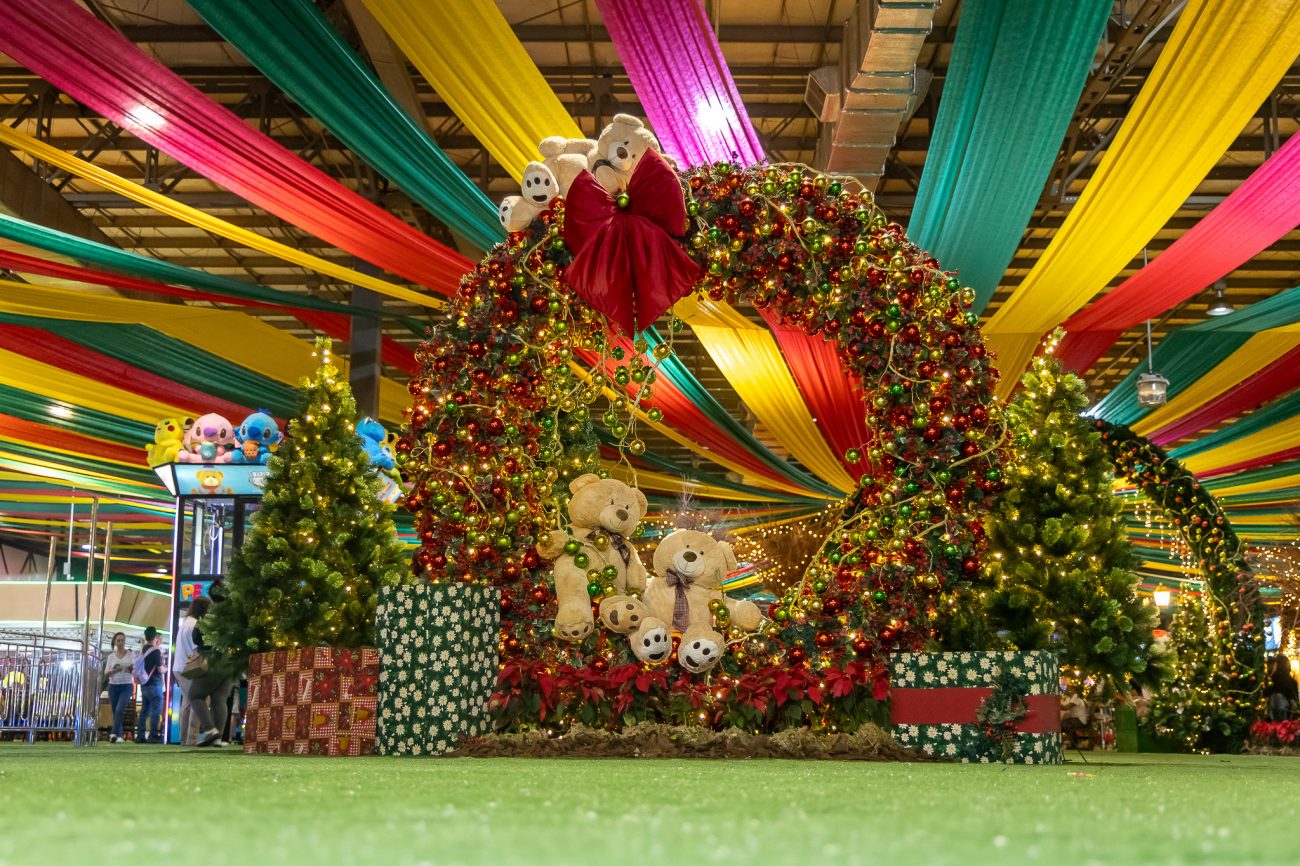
[102,632,137,743]
[171,597,228,747]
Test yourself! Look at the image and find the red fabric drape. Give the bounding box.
[0,414,142,466]
[0,323,252,420]
[0,249,417,376]
[760,310,870,477]
[1057,131,1300,373]
[1149,344,1300,445]
[0,0,471,294]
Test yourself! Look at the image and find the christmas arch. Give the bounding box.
[399,152,1003,730]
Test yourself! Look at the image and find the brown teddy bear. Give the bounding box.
[588,114,663,193]
[623,529,762,672]
[539,136,598,197]
[536,473,649,642]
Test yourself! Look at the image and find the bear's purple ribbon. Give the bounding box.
[587,527,633,568]
[664,568,695,631]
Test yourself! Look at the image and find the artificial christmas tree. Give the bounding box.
[970,342,1161,691]
[206,339,410,663]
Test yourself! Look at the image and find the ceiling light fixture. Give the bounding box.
[1207,279,1234,317]
[1136,318,1169,407]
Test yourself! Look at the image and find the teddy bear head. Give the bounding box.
[153,416,194,444]
[652,529,738,591]
[591,114,661,190]
[196,469,224,491]
[520,160,559,207]
[566,473,647,538]
[498,195,540,232]
[236,411,281,448]
[185,413,236,448]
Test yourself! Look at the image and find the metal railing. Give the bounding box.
[0,633,102,742]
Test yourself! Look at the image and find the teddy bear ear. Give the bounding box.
[611,113,644,128]
[634,488,648,515]
[568,473,602,494]
[718,541,739,573]
[538,136,566,158]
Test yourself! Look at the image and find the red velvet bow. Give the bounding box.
[563,150,702,336]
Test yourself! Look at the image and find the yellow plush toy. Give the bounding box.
[145,416,194,467]
[588,114,663,193]
[536,473,649,642]
[625,529,762,673]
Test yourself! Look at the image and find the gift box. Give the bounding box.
[243,647,379,756]
[889,651,1062,764]
[376,583,500,756]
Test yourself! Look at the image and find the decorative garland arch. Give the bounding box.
[398,159,1003,728]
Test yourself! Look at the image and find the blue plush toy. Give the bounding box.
[356,417,396,472]
[234,410,282,464]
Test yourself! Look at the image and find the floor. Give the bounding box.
[0,745,1293,865]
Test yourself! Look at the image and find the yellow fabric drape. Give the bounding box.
[1204,473,1300,499]
[1182,415,1300,476]
[983,0,1300,396]
[674,295,856,491]
[361,0,583,180]
[1133,328,1300,435]
[0,347,185,423]
[0,124,440,309]
[605,464,790,503]
[689,324,856,492]
[0,279,409,422]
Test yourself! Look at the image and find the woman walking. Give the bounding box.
[102,632,136,743]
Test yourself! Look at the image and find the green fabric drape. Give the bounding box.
[0,382,150,445]
[909,0,1109,311]
[1091,285,1300,424]
[1170,389,1300,459]
[642,328,841,497]
[187,0,503,252]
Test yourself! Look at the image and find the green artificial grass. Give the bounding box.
[1,745,1295,865]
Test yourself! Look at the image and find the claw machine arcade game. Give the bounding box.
[154,462,267,744]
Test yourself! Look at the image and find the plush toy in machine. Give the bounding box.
[145,416,195,467]
[356,417,397,474]
[175,413,237,463]
[233,410,282,464]
[539,136,598,197]
[535,473,650,642]
[588,113,664,193]
[624,529,762,673]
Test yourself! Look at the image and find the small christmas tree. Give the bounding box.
[206,339,410,661]
[979,340,1162,689]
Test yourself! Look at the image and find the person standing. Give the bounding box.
[1265,656,1299,722]
[134,627,165,744]
[102,632,136,743]
[171,597,230,747]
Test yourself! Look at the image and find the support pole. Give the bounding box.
[95,523,114,661]
[28,534,58,744]
[76,496,99,747]
[349,260,384,420]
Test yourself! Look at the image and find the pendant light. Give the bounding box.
[1207,279,1234,317]
[1136,319,1169,407]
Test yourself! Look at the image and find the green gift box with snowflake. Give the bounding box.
[890,651,1062,764]
[375,583,501,756]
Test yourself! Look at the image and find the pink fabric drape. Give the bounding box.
[0,0,471,294]
[1148,344,1300,446]
[1057,131,1300,372]
[595,0,764,167]
[760,311,871,477]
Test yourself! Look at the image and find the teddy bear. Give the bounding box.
[624,529,762,673]
[191,468,231,495]
[498,195,540,233]
[539,136,598,197]
[588,114,664,193]
[176,413,237,464]
[232,410,281,465]
[145,416,194,467]
[535,473,650,642]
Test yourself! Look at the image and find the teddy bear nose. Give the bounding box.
[616,145,629,160]
[683,551,697,562]
[615,508,629,522]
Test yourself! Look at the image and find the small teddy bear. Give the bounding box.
[536,473,650,642]
[145,416,194,467]
[625,529,762,673]
[176,413,237,464]
[588,114,663,193]
[539,136,598,197]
